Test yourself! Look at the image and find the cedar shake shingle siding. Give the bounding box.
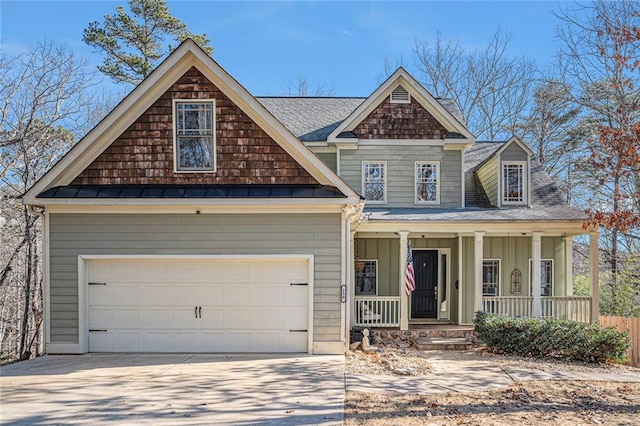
[72,67,318,185]
[353,97,449,139]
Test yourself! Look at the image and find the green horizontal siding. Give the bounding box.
[340,146,462,208]
[48,213,342,344]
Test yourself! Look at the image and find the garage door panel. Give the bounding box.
[224,286,251,305]
[89,332,112,351]
[196,332,224,351]
[112,285,140,305]
[140,332,169,351]
[89,285,112,304]
[112,262,139,282]
[89,308,113,329]
[113,309,139,328]
[197,308,224,328]
[88,258,310,353]
[114,332,140,351]
[169,333,196,352]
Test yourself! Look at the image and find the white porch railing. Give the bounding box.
[482,296,592,323]
[354,296,401,327]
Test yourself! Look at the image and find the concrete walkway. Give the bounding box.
[0,354,344,425]
[347,355,640,395]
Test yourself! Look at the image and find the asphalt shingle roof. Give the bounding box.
[257,97,464,141]
[257,97,365,141]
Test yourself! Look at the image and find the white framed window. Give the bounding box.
[415,161,440,204]
[482,259,500,296]
[529,259,554,296]
[502,161,527,205]
[355,259,377,295]
[362,161,386,203]
[173,99,215,172]
[390,85,410,103]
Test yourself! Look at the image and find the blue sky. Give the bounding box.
[1,1,576,96]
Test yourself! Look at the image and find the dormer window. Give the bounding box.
[502,161,527,205]
[174,100,215,172]
[390,85,410,103]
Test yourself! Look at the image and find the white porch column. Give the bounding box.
[590,230,600,323]
[348,231,356,330]
[564,236,574,295]
[532,232,542,317]
[399,231,409,330]
[474,232,485,313]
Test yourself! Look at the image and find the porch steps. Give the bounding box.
[415,337,472,351]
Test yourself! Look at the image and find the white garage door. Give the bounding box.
[87,257,310,353]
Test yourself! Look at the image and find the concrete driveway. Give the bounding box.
[0,353,344,425]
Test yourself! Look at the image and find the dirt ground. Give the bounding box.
[345,380,640,425]
[345,348,640,425]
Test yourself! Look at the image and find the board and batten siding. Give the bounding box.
[460,236,566,324]
[476,156,498,207]
[339,146,462,208]
[48,213,342,346]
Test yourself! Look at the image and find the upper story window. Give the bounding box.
[415,161,440,204]
[502,161,527,205]
[482,259,500,296]
[174,100,215,172]
[362,161,386,203]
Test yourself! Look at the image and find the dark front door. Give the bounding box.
[411,250,438,319]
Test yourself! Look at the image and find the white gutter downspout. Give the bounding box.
[27,205,47,355]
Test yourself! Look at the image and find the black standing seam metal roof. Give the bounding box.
[37,184,347,199]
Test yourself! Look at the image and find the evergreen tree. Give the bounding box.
[83,0,213,85]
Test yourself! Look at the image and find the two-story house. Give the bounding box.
[23,40,599,355]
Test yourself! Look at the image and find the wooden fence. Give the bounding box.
[599,316,640,367]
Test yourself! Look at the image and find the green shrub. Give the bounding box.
[474,312,630,364]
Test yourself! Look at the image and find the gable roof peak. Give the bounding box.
[327,66,475,142]
[23,37,360,204]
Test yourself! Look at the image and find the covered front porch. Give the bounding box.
[349,219,599,330]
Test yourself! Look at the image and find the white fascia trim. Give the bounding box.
[358,139,446,146]
[42,202,355,215]
[26,197,358,206]
[356,220,587,235]
[327,69,475,142]
[304,141,330,147]
[77,254,315,355]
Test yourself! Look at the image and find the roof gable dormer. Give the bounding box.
[327,68,475,147]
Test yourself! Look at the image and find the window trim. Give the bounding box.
[355,259,378,295]
[501,161,527,205]
[414,161,441,205]
[529,258,554,297]
[361,161,387,204]
[173,99,216,173]
[482,259,501,297]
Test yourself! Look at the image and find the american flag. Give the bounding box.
[405,242,415,295]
